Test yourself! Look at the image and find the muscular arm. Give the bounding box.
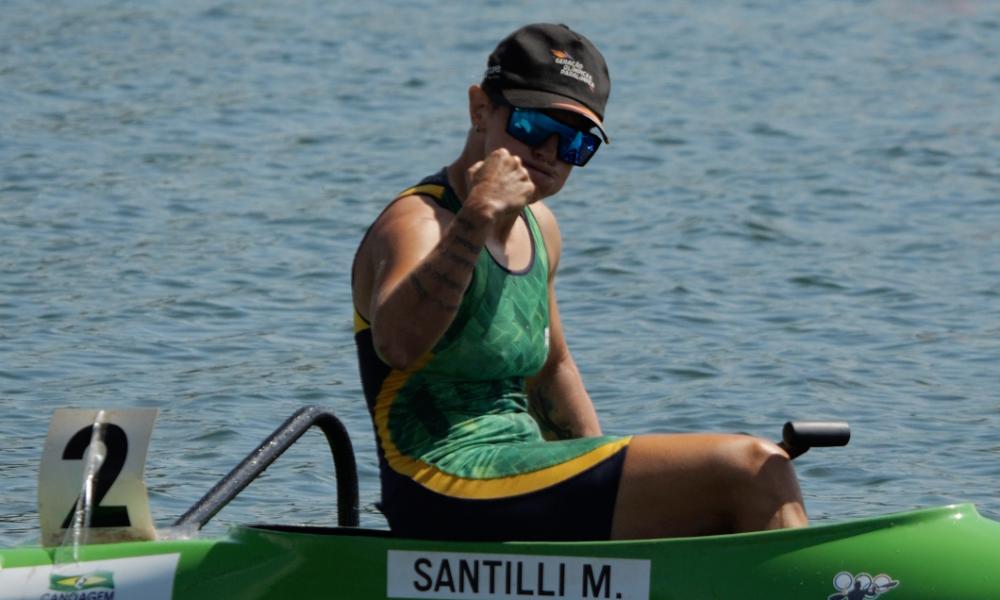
[524,204,602,440]
[366,199,490,369]
[357,149,536,370]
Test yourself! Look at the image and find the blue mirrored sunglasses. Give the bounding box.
[506,107,602,167]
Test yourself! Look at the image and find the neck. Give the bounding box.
[444,133,480,204]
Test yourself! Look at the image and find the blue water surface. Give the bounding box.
[2,0,999,546]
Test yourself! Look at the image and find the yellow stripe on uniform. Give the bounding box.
[354,307,370,334]
[400,437,630,499]
[396,184,446,202]
[373,363,632,499]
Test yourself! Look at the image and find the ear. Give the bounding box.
[468,85,491,131]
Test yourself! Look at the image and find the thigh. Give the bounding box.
[610,434,804,539]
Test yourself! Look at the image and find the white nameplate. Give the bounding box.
[0,554,180,600]
[38,409,158,547]
[387,550,650,600]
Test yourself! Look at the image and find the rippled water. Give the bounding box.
[2,0,999,546]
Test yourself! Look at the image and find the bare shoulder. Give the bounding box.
[370,194,453,244]
[352,194,454,318]
[528,201,562,276]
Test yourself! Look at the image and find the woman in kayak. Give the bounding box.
[352,23,807,541]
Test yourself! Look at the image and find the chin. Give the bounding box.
[528,174,566,201]
[540,182,568,201]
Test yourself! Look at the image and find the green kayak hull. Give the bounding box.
[2,503,999,600]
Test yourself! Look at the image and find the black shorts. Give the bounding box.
[380,445,629,542]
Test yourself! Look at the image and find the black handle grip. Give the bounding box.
[778,421,850,459]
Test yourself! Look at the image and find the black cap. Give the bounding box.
[482,23,610,143]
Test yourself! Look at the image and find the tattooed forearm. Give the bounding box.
[528,385,574,440]
[440,245,476,269]
[409,272,459,313]
[455,216,477,231]
[451,234,480,255]
[420,262,463,291]
[403,212,485,315]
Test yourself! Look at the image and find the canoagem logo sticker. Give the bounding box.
[0,554,178,600]
[828,572,899,600]
[48,570,115,597]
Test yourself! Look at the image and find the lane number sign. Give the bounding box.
[38,408,158,546]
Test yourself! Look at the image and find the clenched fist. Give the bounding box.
[464,148,536,222]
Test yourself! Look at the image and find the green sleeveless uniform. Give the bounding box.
[354,170,630,540]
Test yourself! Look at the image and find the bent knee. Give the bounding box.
[745,437,791,468]
[731,437,806,530]
[724,436,797,486]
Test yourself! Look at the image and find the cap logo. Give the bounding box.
[550,48,595,91]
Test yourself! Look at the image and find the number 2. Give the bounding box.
[60,424,132,528]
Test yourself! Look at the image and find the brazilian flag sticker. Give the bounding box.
[50,570,115,592]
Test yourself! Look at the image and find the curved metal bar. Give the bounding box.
[174,406,360,529]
